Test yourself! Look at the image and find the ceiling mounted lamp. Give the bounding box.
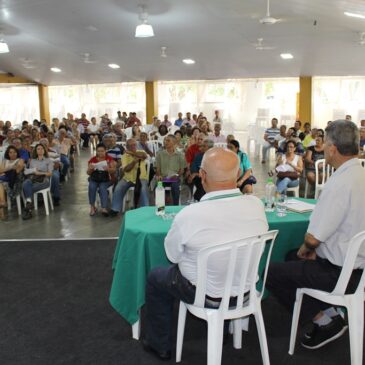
[135,5,154,38]
[0,36,9,53]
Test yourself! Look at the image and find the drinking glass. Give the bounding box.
[275,194,287,217]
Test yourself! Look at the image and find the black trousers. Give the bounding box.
[80,132,90,147]
[266,250,362,324]
[192,176,205,201]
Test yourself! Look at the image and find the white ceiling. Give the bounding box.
[0,0,365,85]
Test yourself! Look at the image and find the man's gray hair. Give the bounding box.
[325,120,359,156]
[204,139,215,148]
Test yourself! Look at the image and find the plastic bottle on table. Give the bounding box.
[155,181,165,216]
[264,178,276,212]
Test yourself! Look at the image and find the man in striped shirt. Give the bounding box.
[261,118,280,163]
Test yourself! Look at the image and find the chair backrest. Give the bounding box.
[125,127,133,139]
[148,140,163,156]
[214,142,227,149]
[332,230,365,296]
[193,230,278,311]
[315,158,334,189]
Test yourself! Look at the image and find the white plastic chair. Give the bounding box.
[214,142,227,148]
[288,231,365,365]
[7,194,22,215]
[314,159,334,199]
[121,159,151,213]
[33,181,54,215]
[176,230,279,365]
[287,185,299,197]
[148,140,162,156]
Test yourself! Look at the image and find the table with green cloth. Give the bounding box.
[109,199,314,337]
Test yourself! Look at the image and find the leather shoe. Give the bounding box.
[142,339,171,361]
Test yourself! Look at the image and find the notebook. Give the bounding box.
[286,199,315,213]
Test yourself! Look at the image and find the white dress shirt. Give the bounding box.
[308,158,365,268]
[164,189,269,297]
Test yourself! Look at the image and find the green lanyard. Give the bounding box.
[204,192,243,201]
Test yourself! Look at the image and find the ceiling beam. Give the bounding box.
[0,73,35,84]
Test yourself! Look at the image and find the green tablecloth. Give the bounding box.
[110,200,314,325]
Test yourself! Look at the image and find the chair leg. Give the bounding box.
[233,318,243,349]
[207,313,224,365]
[33,193,38,210]
[16,195,22,215]
[132,319,140,340]
[176,302,187,363]
[288,292,303,355]
[48,191,54,210]
[347,299,364,365]
[43,191,49,215]
[254,304,270,365]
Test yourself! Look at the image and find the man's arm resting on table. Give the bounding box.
[297,233,321,260]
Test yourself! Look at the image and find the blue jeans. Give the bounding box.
[23,178,50,199]
[111,178,149,212]
[51,170,60,199]
[163,181,180,205]
[60,154,70,177]
[276,177,299,194]
[88,180,112,208]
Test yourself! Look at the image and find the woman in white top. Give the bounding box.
[275,140,303,194]
[87,117,100,149]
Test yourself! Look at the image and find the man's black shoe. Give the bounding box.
[53,198,60,206]
[22,209,32,220]
[142,339,171,361]
[301,315,348,350]
[109,210,119,217]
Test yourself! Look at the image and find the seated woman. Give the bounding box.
[227,139,256,194]
[304,134,325,188]
[0,145,25,219]
[153,124,168,143]
[132,125,141,141]
[22,143,53,220]
[275,140,303,194]
[87,143,116,217]
[87,117,101,149]
[278,127,304,155]
[173,130,185,152]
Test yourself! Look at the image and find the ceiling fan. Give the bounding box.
[259,0,282,25]
[19,57,36,69]
[82,53,97,64]
[253,38,275,50]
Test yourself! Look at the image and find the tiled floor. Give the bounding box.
[0,133,280,240]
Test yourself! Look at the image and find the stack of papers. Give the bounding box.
[93,160,108,171]
[286,199,315,213]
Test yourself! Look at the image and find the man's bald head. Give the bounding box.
[200,148,239,191]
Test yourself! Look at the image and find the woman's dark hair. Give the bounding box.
[32,143,49,158]
[229,139,240,150]
[4,145,20,160]
[286,140,297,150]
[191,126,201,134]
[158,125,168,135]
[288,127,297,137]
[174,130,183,137]
[96,143,106,150]
[317,128,325,137]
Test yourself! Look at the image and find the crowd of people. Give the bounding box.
[262,116,365,195]
[1,110,364,220]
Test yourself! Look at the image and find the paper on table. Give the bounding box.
[286,199,315,213]
[93,160,108,171]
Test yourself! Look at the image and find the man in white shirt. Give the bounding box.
[267,120,365,350]
[212,110,222,124]
[144,148,268,360]
[209,123,226,143]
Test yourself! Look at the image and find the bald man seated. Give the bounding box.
[143,147,269,360]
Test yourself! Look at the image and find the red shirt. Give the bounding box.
[185,144,200,164]
[88,155,114,165]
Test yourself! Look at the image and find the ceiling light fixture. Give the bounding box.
[280,53,293,59]
[160,46,167,58]
[108,63,120,69]
[0,36,9,53]
[344,11,365,19]
[135,5,154,38]
[50,67,62,72]
[182,58,195,65]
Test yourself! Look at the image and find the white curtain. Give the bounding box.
[312,77,365,129]
[158,78,299,131]
[49,82,146,122]
[0,85,40,126]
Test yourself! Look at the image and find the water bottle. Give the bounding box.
[264,178,276,212]
[155,181,165,216]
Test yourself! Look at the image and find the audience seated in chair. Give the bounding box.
[110,138,149,216]
[267,120,365,351]
[304,134,325,192]
[261,117,280,163]
[155,135,186,205]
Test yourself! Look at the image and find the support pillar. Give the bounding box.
[38,84,50,125]
[298,77,312,124]
[145,81,158,124]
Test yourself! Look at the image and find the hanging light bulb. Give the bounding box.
[135,5,154,38]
